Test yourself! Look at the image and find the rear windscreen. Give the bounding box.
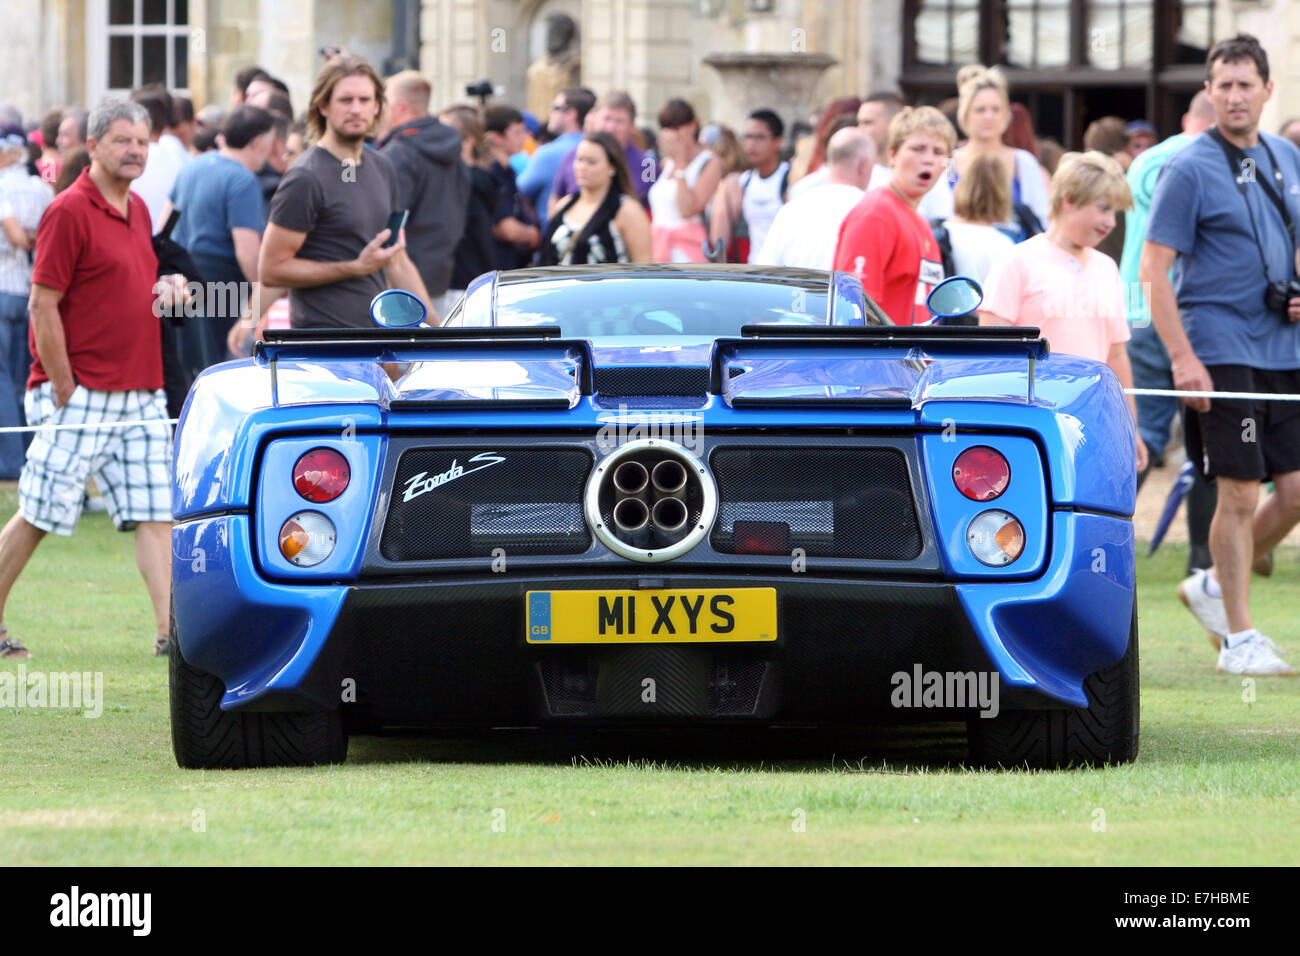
[489,277,833,337]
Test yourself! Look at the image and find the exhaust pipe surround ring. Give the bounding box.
[585,437,717,563]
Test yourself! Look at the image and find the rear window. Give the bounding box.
[454,275,844,336]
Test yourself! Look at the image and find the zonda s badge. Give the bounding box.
[403,452,506,502]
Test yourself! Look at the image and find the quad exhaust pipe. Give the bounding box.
[651,496,688,538]
[651,459,687,497]
[613,458,689,544]
[612,460,649,501]
[612,496,651,547]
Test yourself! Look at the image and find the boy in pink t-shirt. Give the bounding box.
[980,150,1144,470]
[981,232,1128,361]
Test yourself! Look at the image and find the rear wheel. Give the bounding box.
[967,608,1139,769]
[169,603,347,769]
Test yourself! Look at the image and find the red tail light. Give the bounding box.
[733,521,790,556]
[293,448,351,503]
[952,446,1010,501]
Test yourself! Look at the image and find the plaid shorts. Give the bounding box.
[19,384,172,535]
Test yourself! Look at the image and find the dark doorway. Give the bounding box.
[1074,86,1148,145]
[1012,91,1065,145]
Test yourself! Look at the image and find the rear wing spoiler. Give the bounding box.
[253,323,1050,408]
[727,323,1048,349]
[257,325,578,362]
[710,325,1050,406]
[255,326,597,405]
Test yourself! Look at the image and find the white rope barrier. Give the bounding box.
[1125,388,1300,402]
[0,419,178,434]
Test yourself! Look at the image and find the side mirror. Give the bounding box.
[369,289,427,328]
[927,276,984,321]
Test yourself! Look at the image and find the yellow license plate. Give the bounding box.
[525,589,777,644]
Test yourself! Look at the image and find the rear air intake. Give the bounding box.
[710,446,922,560]
[381,447,592,560]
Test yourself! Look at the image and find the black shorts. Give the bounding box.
[1185,364,1300,481]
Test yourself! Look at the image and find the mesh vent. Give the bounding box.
[382,448,592,560]
[708,659,769,715]
[710,447,922,559]
[540,655,769,718]
[540,660,597,716]
[595,366,709,397]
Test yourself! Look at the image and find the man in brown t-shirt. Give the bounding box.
[259,55,432,330]
[0,98,176,660]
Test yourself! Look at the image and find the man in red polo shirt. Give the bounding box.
[833,106,955,325]
[0,98,174,659]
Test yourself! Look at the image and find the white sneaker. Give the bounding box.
[1178,568,1228,644]
[1217,635,1297,676]
[1176,571,1283,652]
[1227,632,1283,654]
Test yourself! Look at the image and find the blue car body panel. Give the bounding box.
[170,266,1136,717]
[172,516,348,708]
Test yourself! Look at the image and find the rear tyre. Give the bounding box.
[169,603,347,769]
[967,608,1139,769]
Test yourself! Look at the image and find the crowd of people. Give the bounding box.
[0,34,1299,673]
[0,53,1188,388]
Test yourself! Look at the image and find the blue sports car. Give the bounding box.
[169,265,1138,769]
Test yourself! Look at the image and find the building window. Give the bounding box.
[913,0,982,67]
[1085,0,1154,69]
[902,1,1216,149]
[99,0,190,97]
[1005,0,1072,68]
[1173,0,1214,64]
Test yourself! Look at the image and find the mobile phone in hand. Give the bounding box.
[382,210,409,248]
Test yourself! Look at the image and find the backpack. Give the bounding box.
[1013,201,1045,240]
[927,219,980,326]
[929,218,956,278]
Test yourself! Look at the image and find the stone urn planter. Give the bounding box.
[701,51,838,132]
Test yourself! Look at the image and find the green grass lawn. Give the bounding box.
[2,485,1298,865]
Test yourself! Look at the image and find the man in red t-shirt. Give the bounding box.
[0,98,176,660]
[833,106,955,325]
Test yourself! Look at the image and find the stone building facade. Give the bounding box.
[418,0,889,135]
[3,1,1300,148]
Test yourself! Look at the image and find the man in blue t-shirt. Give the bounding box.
[1141,33,1300,677]
[516,86,594,230]
[165,105,274,378]
[1120,91,1217,573]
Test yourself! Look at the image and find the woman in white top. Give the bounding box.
[941,153,1015,283]
[647,98,723,262]
[917,64,1050,234]
[540,131,652,266]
